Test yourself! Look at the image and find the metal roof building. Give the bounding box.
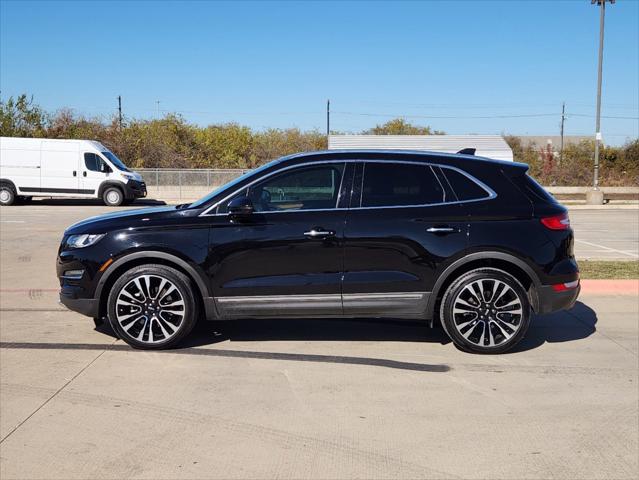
[328,134,514,162]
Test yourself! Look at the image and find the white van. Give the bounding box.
[0,137,146,206]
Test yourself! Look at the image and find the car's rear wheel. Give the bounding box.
[107,264,198,349]
[440,268,531,354]
[0,184,16,206]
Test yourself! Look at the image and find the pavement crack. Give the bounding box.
[0,339,117,444]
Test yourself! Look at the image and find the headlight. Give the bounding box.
[66,234,105,249]
[121,172,136,180]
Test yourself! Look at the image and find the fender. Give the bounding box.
[95,251,216,318]
[425,250,542,320]
[97,180,127,198]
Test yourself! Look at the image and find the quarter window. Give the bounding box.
[441,168,490,201]
[84,153,105,172]
[360,163,444,207]
[220,164,345,213]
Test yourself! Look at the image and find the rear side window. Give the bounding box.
[441,168,491,201]
[521,174,558,204]
[361,163,444,207]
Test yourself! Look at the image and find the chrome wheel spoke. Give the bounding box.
[451,277,524,348]
[116,274,185,344]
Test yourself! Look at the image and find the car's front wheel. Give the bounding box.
[440,268,531,354]
[107,264,198,349]
[103,187,124,206]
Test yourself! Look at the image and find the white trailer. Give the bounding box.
[0,137,146,206]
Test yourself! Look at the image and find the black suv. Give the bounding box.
[57,150,579,353]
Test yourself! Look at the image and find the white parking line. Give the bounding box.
[575,239,639,259]
[0,220,26,224]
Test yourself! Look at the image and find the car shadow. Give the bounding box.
[94,301,597,354]
[509,301,597,353]
[183,317,453,348]
[13,198,166,207]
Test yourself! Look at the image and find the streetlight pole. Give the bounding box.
[588,0,614,205]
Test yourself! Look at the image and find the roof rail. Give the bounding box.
[457,148,476,155]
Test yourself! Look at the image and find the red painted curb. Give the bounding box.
[579,279,639,296]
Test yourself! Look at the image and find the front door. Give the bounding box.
[342,161,468,318]
[81,152,108,196]
[205,162,353,318]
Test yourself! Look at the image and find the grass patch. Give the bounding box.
[578,260,639,279]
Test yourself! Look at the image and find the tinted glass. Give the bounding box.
[522,174,557,204]
[441,168,490,201]
[84,153,103,172]
[101,151,129,172]
[361,163,444,207]
[220,164,344,213]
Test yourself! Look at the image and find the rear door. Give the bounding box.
[40,141,80,194]
[342,160,468,318]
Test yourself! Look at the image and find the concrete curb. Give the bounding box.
[580,279,639,295]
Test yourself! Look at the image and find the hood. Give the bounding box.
[64,205,180,235]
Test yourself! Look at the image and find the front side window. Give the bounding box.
[360,162,444,207]
[84,153,105,172]
[220,164,345,213]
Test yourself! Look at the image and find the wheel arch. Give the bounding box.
[97,181,126,199]
[426,251,541,323]
[95,251,211,319]
[0,178,17,190]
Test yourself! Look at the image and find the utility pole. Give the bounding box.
[156,100,160,119]
[588,0,614,205]
[117,95,123,129]
[326,99,330,138]
[559,102,565,165]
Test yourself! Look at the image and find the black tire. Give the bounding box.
[0,184,16,206]
[439,268,531,354]
[107,264,198,349]
[103,187,124,206]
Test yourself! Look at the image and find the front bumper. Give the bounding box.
[124,180,147,199]
[536,284,580,314]
[60,291,99,317]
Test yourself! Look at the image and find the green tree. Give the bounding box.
[0,94,48,137]
[362,118,443,135]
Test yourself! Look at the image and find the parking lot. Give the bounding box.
[1,202,638,479]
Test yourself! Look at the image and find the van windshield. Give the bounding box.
[102,151,130,172]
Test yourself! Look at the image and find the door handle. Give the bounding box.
[304,228,335,239]
[426,226,457,234]
[83,171,87,177]
[73,170,77,177]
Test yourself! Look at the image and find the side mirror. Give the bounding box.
[227,196,254,216]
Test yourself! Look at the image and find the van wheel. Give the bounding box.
[440,268,531,354]
[107,264,198,349]
[103,187,124,206]
[0,184,16,206]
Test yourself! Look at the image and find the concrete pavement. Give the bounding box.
[0,202,638,479]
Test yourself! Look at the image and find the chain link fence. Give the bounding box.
[137,168,250,201]
[136,168,639,203]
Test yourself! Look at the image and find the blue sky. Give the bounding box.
[1,0,638,144]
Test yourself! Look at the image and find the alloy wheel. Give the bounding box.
[115,274,186,344]
[450,278,524,348]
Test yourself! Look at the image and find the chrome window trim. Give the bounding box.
[199,159,497,217]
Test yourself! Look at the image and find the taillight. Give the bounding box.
[541,213,570,230]
[552,279,580,292]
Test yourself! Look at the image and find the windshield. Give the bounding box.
[101,151,130,172]
[189,159,280,209]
